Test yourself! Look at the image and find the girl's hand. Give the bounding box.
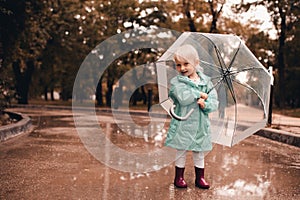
[200,92,208,100]
[197,98,206,109]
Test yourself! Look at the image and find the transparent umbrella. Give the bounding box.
[156,32,273,147]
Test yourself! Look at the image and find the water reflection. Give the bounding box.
[206,143,277,199]
[214,178,271,198]
[221,154,239,172]
[99,122,168,152]
[91,117,299,198]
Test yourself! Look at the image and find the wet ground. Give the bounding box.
[0,108,299,200]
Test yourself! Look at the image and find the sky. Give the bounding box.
[138,0,277,38]
[224,0,277,38]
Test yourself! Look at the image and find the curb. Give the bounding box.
[0,112,32,142]
[255,128,300,148]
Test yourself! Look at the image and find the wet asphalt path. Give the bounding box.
[0,108,299,200]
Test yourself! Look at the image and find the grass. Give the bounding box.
[273,108,300,118]
[28,99,73,107]
[27,99,152,111]
[9,99,300,118]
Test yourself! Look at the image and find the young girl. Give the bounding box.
[165,44,218,189]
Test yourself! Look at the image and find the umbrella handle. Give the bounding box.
[170,105,194,121]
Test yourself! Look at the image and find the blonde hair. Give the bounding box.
[173,44,199,67]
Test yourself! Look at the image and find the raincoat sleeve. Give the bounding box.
[169,79,200,106]
[202,80,219,114]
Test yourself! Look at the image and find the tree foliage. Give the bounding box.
[0,0,299,110]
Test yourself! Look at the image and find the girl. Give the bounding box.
[165,44,218,189]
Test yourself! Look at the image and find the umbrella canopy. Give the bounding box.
[156,32,272,147]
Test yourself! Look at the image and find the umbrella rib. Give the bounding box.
[207,76,225,93]
[204,46,236,105]
[231,102,238,146]
[228,66,259,76]
[210,67,257,80]
[228,41,242,70]
[215,47,227,73]
[225,76,237,103]
[208,66,237,105]
[199,60,222,70]
[214,47,237,103]
[198,34,232,83]
[210,67,261,87]
[199,33,228,73]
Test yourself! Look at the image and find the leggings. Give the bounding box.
[175,150,205,168]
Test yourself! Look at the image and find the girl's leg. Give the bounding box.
[193,151,210,189]
[192,151,204,168]
[174,150,187,188]
[175,150,186,168]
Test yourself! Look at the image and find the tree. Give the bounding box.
[0,1,18,109]
[182,0,197,31]
[232,0,300,108]
[207,0,225,33]
[167,0,227,33]
[93,0,139,106]
[92,0,176,107]
[1,0,51,104]
[284,7,300,107]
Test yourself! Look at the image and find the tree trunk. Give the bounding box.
[131,89,138,106]
[183,0,197,32]
[60,88,68,101]
[208,0,223,33]
[113,79,124,109]
[106,78,114,107]
[44,86,48,101]
[51,89,55,101]
[141,85,147,105]
[96,77,103,106]
[210,13,218,33]
[278,9,286,108]
[13,59,34,104]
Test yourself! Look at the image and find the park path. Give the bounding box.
[0,107,299,200]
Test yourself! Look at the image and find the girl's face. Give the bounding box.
[175,57,197,78]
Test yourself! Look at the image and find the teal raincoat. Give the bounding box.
[165,70,219,151]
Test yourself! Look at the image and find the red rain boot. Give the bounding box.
[174,166,187,188]
[194,167,210,189]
